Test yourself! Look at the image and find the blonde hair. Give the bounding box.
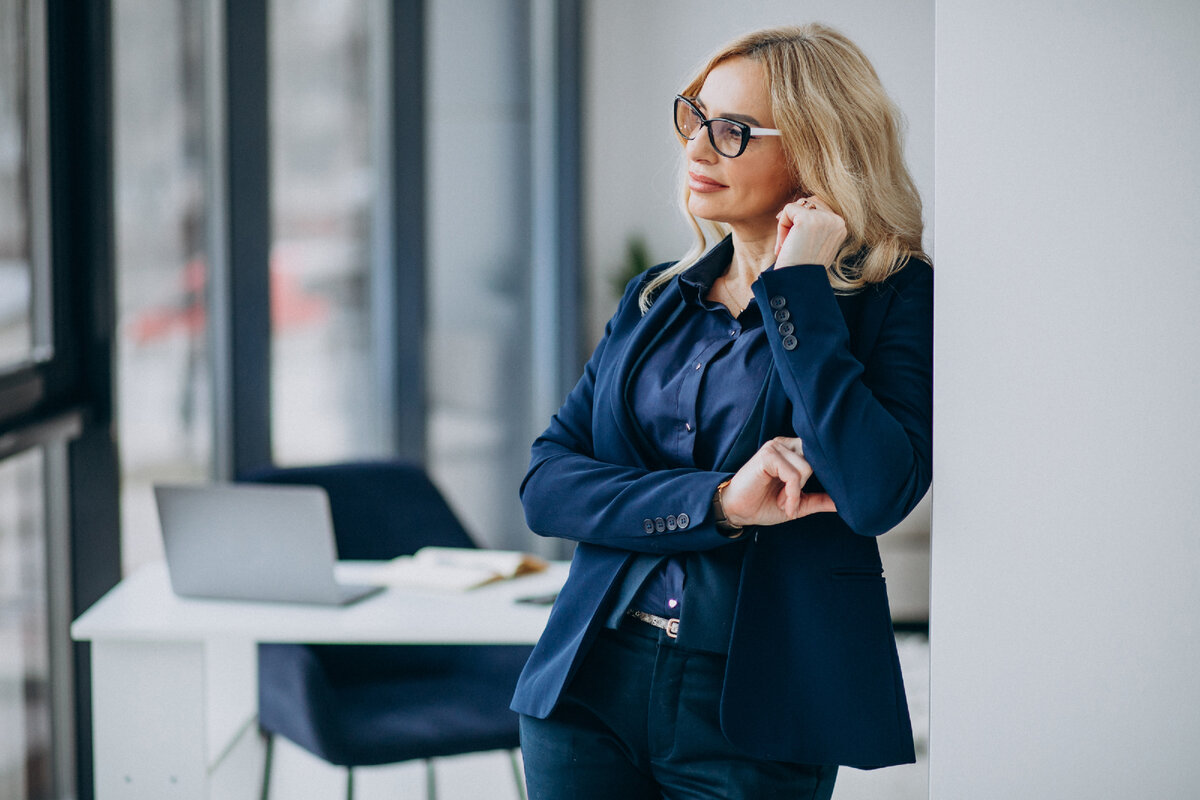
[640,23,928,311]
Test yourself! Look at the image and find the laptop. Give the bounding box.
[154,483,385,606]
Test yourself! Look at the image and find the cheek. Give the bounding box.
[739,167,794,211]
[736,152,790,187]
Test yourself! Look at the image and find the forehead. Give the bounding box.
[696,57,772,120]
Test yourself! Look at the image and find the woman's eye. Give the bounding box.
[716,125,744,148]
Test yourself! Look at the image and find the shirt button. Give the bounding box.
[778,321,794,336]
[769,295,786,310]
[782,334,798,351]
[655,517,666,533]
[684,422,692,432]
[694,362,702,370]
[667,598,679,610]
[666,515,677,530]
[676,513,690,528]
[643,518,654,534]
[729,329,738,338]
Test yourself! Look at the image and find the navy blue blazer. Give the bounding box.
[512,240,933,768]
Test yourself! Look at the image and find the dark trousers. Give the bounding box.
[519,621,838,800]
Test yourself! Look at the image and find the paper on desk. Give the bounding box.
[376,547,549,591]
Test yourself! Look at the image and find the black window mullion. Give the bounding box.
[43,2,120,798]
[215,0,272,478]
[387,0,427,462]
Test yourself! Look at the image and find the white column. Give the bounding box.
[931,1,1200,797]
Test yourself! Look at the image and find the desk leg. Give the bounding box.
[90,639,259,800]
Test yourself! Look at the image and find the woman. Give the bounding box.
[513,23,932,799]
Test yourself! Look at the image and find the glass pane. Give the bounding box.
[0,447,52,800]
[269,0,379,465]
[0,0,33,369]
[113,0,213,574]
[426,0,532,549]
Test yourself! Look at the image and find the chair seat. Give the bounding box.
[259,642,533,767]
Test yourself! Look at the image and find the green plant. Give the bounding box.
[611,236,652,299]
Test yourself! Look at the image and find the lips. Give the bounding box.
[687,171,727,193]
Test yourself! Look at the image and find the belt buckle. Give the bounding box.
[665,617,680,639]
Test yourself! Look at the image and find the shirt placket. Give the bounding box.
[679,324,738,463]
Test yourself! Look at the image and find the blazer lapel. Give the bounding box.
[715,370,773,473]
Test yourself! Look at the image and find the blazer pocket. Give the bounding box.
[831,566,885,581]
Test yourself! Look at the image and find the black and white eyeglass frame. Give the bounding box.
[673,94,783,158]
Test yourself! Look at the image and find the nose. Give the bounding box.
[685,125,719,162]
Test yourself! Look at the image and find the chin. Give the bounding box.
[687,197,729,224]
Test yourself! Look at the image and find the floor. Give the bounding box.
[265,633,930,800]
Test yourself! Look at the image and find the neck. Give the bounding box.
[725,226,778,290]
[707,225,775,316]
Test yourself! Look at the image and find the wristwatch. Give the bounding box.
[712,479,745,539]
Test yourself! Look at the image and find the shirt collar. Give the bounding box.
[678,235,735,307]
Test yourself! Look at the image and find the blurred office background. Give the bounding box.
[7,0,1197,798]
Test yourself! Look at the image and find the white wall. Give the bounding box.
[931,2,1200,797]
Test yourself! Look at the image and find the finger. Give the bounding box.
[773,478,801,518]
[762,445,809,517]
[774,208,796,257]
[771,438,812,481]
[769,436,805,458]
[797,492,837,517]
[763,438,815,519]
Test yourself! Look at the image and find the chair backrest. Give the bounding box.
[238,461,476,560]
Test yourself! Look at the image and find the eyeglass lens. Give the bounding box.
[674,97,748,158]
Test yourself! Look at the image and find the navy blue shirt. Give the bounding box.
[626,241,771,618]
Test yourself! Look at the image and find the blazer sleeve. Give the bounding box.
[753,260,933,537]
[520,273,737,555]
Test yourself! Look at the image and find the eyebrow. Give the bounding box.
[692,96,766,127]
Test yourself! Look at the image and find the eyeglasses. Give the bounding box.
[674,95,782,158]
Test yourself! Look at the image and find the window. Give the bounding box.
[269,0,382,465]
[0,0,50,375]
[0,3,78,796]
[0,0,33,369]
[424,0,537,548]
[112,0,214,573]
[0,447,52,800]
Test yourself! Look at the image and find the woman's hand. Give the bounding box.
[774,196,847,268]
[720,437,836,528]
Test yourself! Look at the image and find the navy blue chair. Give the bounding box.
[239,461,532,800]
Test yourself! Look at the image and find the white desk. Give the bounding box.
[70,560,567,800]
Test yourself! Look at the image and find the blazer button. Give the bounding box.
[666,515,677,530]
[778,321,794,336]
[676,513,690,528]
[643,518,654,534]
[782,334,798,351]
[773,308,790,322]
[655,517,666,532]
[769,295,787,310]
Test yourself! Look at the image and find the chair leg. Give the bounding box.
[346,766,355,800]
[509,749,528,800]
[260,732,275,800]
[425,758,437,800]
